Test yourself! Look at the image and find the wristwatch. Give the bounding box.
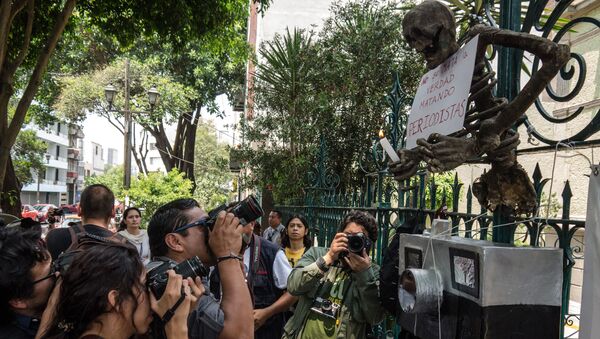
[316,256,330,273]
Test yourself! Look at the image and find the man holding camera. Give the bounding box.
[283,210,385,339]
[147,198,253,339]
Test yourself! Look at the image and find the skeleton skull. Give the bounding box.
[402,1,460,69]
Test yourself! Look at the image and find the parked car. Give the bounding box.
[33,204,57,223]
[21,204,38,220]
[61,214,81,228]
[59,203,79,214]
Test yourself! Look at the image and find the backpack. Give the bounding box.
[54,224,130,274]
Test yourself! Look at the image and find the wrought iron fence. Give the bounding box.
[276,162,585,338]
[273,1,598,337]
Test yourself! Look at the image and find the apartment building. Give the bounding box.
[21,122,69,206]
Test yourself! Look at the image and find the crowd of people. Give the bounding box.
[1,184,402,339]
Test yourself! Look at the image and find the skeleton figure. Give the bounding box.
[389,1,570,214]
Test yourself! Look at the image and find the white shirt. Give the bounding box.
[118,229,150,265]
[243,244,292,290]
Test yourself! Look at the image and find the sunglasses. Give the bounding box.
[172,217,209,234]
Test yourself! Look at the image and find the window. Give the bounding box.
[57,123,61,135]
[95,146,98,155]
[55,168,59,181]
[56,145,60,159]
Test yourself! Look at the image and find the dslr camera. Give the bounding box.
[310,297,341,320]
[205,195,263,229]
[345,232,371,254]
[146,256,209,298]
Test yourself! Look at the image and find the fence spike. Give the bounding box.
[561,180,572,220]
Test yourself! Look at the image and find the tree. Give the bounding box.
[237,0,424,203]
[85,166,126,203]
[193,121,233,211]
[10,130,47,188]
[86,166,194,225]
[55,58,194,176]
[0,0,270,214]
[129,33,250,186]
[127,169,194,224]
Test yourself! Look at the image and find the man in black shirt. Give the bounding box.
[45,184,115,259]
[0,220,56,339]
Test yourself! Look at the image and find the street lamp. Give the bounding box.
[104,84,117,108]
[147,85,160,107]
[103,59,160,189]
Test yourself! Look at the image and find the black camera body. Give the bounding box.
[346,232,371,254]
[146,256,209,298]
[310,297,341,320]
[205,195,263,229]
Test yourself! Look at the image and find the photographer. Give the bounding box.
[0,219,56,339]
[147,198,252,339]
[41,241,196,339]
[283,210,385,339]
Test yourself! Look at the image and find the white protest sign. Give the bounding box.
[405,35,479,149]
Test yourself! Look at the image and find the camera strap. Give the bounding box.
[160,291,186,324]
[247,234,262,307]
[313,264,353,304]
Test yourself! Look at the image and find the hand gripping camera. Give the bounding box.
[339,232,371,260]
[146,256,209,299]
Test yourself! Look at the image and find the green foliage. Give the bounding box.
[85,166,126,201]
[128,170,194,224]
[538,192,561,219]
[1,0,270,205]
[238,0,424,202]
[55,59,194,126]
[86,166,194,225]
[424,172,462,210]
[193,121,233,210]
[10,131,48,187]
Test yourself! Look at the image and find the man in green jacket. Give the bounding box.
[283,210,385,339]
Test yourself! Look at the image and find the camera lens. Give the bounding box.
[347,234,365,253]
[232,195,264,225]
[174,256,209,280]
[321,299,332,311]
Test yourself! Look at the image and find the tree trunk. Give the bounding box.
[1,157,21,217]
[0,0,77,198]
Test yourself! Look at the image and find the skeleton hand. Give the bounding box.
[486,129,520,165]
[389,149,421,180]
[417,133,477,172]
[475,119,502,155]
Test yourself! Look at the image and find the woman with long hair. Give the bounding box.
[118,207,150,264]
[41,241,197,339]
[280,215,311,268]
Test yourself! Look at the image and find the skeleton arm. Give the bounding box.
[469,24,570,133]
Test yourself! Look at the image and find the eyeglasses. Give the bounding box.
[172,217,208,234]
[32,264,57,285]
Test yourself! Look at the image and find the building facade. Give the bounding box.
[21,122,69,206]
[66,125,85,204]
